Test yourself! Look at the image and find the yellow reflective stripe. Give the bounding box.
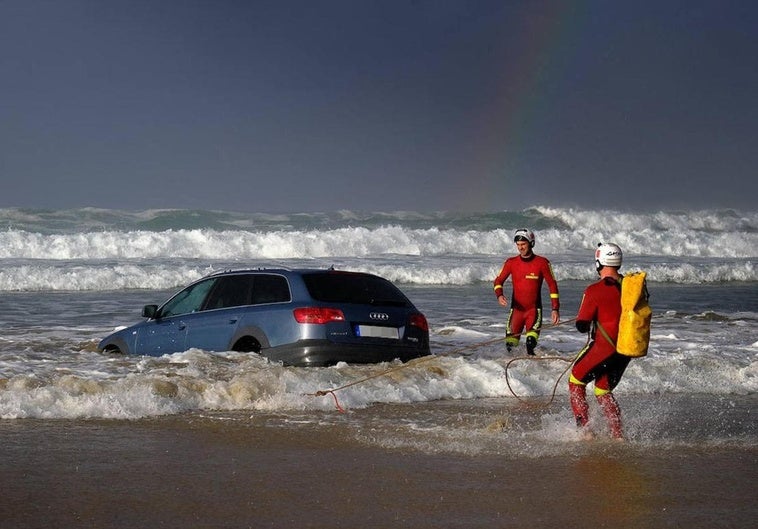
[526,330,539,340]
[550,293,559,299]
[594,387,611,396]
[569,374,586,386]
[494,285,503,293]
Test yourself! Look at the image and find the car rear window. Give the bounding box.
[302,272,410,307]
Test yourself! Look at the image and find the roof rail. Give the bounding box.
[203,265,297,277]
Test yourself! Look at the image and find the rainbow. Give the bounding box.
[460,3,587,212]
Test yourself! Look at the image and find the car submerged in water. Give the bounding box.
[98,268,430,366]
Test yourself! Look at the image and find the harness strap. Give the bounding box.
[596,321,616,349]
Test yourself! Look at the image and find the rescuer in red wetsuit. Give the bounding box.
[493,228,560,355]
[569,242,631,440]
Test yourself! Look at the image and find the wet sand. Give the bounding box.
[1,397,755,529]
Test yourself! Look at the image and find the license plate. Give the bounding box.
[356,325,400,339]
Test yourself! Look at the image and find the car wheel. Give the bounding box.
[232,336,261,354]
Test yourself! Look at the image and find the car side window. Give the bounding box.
[160,278,217,318]
[204,275,255,310]
[251,274,290,304]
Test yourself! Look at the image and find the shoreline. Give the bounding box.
[2,395,755,529]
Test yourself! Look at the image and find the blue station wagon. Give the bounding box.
[98,268,430,366]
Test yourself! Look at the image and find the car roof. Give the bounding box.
[202,267,374,279]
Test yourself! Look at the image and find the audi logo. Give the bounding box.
[369,312,390,321]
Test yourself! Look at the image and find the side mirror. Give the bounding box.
[142,304,159,319]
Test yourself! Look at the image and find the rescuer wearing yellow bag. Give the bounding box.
[569,243,650,440]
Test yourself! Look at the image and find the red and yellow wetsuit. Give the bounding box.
[569,276,630,439]
[493,254,559,349]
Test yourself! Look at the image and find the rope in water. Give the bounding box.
[308,318,579,413]
[501,319,590,408]
[503,354,577,409]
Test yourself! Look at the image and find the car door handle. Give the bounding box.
[229,318,238,324]
[178,323,186,331]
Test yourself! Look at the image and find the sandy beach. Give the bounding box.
[2,395,755,529]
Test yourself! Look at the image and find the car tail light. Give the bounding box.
[293,307,346,324]
[409,313,429,331]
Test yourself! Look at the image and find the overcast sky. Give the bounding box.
[2,1,756,213]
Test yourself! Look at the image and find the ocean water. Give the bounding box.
[0,206,756,454]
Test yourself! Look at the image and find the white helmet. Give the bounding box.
[595,242,623,269]
[514,228,535,248]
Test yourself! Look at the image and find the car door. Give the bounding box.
[183,274,256,352]
[135,277,218,355]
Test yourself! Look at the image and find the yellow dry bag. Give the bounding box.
[617,271,651,357]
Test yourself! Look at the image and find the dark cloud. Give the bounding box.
[1,0,756,212]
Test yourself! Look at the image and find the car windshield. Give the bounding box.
[302,272,410,307]
[160,278,218,318]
